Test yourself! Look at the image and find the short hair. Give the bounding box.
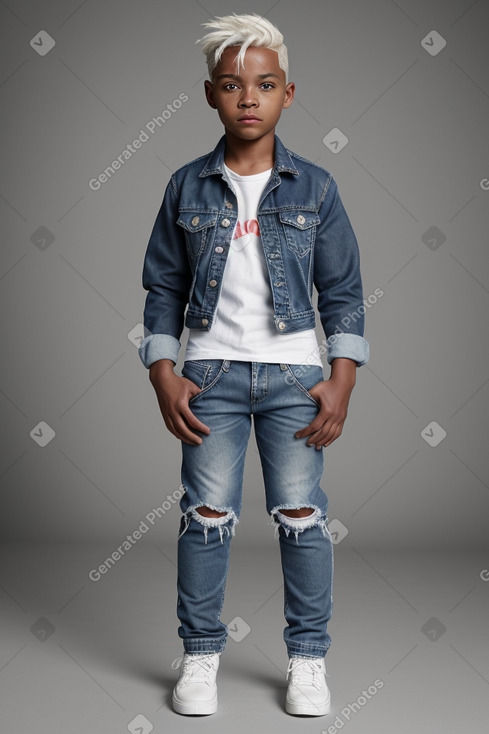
[196,12,289,82]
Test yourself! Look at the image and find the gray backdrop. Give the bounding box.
[1,0,488,549]
[2,3,489,733]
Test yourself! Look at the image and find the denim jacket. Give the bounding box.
[138,133,369,368]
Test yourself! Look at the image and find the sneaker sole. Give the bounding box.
[172,693,218,715]
[285,697,331,716]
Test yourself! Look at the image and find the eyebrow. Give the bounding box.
[214,73,281,81]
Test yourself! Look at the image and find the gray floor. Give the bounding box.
[1,540,488,733]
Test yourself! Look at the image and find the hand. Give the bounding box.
[149,360,211,445]
[294,358,356,449]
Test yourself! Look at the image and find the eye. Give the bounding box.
[224,83,239,91]
[260,83,275,90]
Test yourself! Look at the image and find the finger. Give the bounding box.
[167,411,206,445]
[294,409,331,438]
[310,424,343,449]
[166,417,202,445]
[304,418,339,447]
[157,404,200,444]
[174,422,205,445]
[181,404,211,434]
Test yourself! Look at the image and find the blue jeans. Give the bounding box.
[176,360,334,659]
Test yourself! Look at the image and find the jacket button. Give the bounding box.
[209,279,217,287]
[201,318,209,326]
[191,216,200,226]
[225,201,233,209]
[296,214,306,225]
[221,218,231,227]
[278,321,286,331]
[215,246,224,253]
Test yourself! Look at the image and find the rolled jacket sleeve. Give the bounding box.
[313,177,370,366]
[138,333,181,369]
[138,176,191,368]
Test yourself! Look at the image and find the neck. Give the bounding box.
[223,129,275,174]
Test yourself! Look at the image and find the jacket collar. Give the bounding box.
[198,133,299,178]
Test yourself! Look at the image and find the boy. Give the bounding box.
[138,13,369,717]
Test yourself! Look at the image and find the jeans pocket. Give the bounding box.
[285,364,324,407]
[181,359,227,403]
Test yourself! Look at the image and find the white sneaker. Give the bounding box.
[172,652,220,715]
[285,656,331,716]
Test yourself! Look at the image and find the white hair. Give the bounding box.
[196,12,289,82]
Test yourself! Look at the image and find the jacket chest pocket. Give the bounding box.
[177,211,217,263]
[279,210,320,257]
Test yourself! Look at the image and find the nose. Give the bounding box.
[239,86,258,107]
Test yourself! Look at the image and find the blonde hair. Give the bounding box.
[196,12,289,81]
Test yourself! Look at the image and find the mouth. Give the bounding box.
[238,116,262,123]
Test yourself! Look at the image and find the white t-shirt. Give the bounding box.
[184,164,321,365]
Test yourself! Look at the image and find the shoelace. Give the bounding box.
[172,654,218,685]
[286,658,326,691]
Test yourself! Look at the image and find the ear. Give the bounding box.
[204,80,217,109]
[282,81,295,109]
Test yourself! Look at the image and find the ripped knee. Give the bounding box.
[196,506,228,518]
[269,505,330,544]
[279,507,315,518]
[178,504,239,545]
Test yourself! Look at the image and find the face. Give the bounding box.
[204,46,295,142]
